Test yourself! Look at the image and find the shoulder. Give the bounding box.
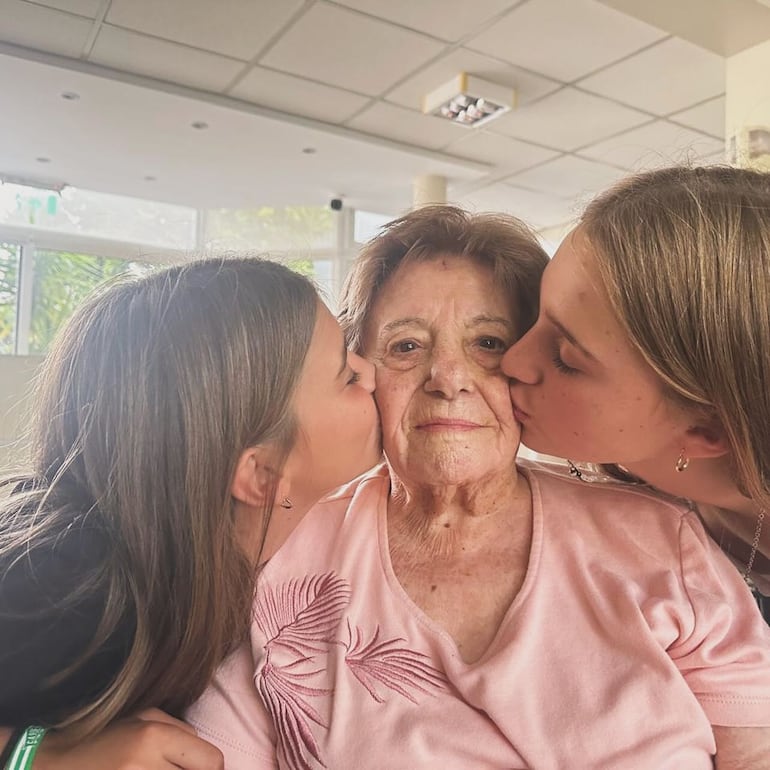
[520,457,692,520]
[317,463,389,507]
[309,464,389,526]
[1,509,112,609]
[0,505,128,725]
[519,458,702,565]
[260,465,388,578]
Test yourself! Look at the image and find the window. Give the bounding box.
[0,184,197,251]
[27,251,151,354]
[0,243,20,355]
[203,205,335,253]
[354,210,391,244]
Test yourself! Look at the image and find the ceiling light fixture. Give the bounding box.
[422,73,516,128]
[191,120,209,130]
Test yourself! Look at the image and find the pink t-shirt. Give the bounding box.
[187,463,770,769]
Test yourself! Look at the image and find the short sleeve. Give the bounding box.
[668,513,770,726]
[186,644,278,770]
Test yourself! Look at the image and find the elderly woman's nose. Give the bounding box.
[424,347,473,397]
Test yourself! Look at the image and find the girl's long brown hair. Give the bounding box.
[0,257,318,737]
[582,165,770,512]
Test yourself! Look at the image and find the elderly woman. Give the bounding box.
[188,206,770,769]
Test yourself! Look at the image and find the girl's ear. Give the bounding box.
[684,419,730,459]
[231,445,281,507]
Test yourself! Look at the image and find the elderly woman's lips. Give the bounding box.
[416,419,482,431]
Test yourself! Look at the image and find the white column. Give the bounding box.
[726,39,770,171]
[412,174,447,208]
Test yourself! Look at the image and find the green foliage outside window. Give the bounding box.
[29,251,151,354]
[0,244,19,354]
[205,205,335,253]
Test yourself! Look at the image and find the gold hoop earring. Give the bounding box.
[675,450,690,473]
[279,497,293,509]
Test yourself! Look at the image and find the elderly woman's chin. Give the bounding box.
[385,432,519,488]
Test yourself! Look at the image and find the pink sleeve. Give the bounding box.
[185,643,278,770]
[668,513,770,727]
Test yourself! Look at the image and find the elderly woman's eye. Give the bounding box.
[391,339,419,354]
[477,336,506,352]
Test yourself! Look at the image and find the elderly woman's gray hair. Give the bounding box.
[338,204,549,353]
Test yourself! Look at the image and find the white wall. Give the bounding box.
[0,355,42,469]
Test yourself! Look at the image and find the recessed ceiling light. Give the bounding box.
[302,147,317,154]
[191,121,209,130]
[423,73,516,128]
[144,175,157,182]
[61,91,80,101]
[36,157,51,164]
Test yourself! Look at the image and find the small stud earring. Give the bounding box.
[279,497,293,509]
[675,450,690,473]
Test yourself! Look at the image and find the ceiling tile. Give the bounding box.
[90,26,245,92]
[445,130,560,172]
[455,182,577,229]
[24,0,103,17]
[0,0,93,56]
[261,2,444,96]
[105,0,304,60]
[579,120,725,169]
[597,0,770,57]
[347,102,469,151]
[332,0,520,43]
[507,154,626,199]
[386,47,560,111]
[669,96,725,139]
[488,87,649,151]
[0,52,484,215]
[230,67,369,124]
[578,37,726,116]
[466,0,666,82]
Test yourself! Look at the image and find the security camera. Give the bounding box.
[330,198,343,211]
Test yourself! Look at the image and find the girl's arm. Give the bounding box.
[27,711,223,770]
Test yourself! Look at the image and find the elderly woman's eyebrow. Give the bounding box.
[466,315,513,329]
[378,317,424,335]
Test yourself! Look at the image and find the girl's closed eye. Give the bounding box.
[551,345,580,375]
[347,369,361,385]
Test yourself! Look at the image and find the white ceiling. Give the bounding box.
[0,0,766,231]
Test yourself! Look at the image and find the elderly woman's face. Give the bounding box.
[363,255,520,486]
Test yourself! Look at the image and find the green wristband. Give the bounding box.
[5,727,47,770]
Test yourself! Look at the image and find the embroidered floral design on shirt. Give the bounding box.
[343,619,447,704]
[254,571,446,770]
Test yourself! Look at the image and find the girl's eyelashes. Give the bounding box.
[551,346,580,375]
[347,369,361,385]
